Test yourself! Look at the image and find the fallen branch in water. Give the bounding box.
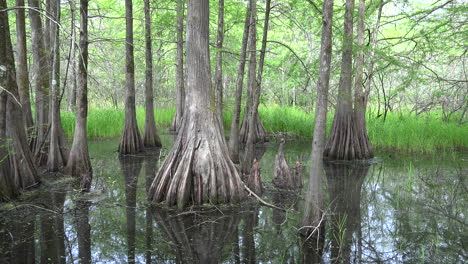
[243,183,285,211]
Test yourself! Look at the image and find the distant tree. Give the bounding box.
[324,0,372,160]
[143,0,162,148]
[170,0,185,133]
[228,0,252,163]
[214,0,225,133]
[28,0,50,164]
[15,0,34,130]
[118,0,144,154]
[149,0,246,208]
[66,0,77,112]
[65,0,92,190]
[0,0,39,200]
[239,0,268,145]
[47,0,69,171]
[242,0,271,171]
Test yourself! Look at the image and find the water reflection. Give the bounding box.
[75,200,91,264]
[144,150,160,264]
[119,155,144,264]
[326,162,369,264]
[0,138,465,263]
[153,207,241,263]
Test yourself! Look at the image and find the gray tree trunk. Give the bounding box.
[15,0,34,130]
[242,0,271,172]
[239,0,267,145]
[324,0,372,160]
[28,0,51,165]
[170,0,185,133]
[143,0,162,148]
[228,0,252,163]
[47,0,69,171]
[65,0,92,191]
[0,0,39,196]
[301,0,334,240]
[149,0,246,208]
[352,0,373,159]
[119,0,144,154]
[67,0,77,112]
[214,0,225,134]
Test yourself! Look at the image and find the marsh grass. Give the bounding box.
[61,105,467,153]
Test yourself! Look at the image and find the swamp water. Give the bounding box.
[0,135,466,263]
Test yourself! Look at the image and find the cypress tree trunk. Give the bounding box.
[301,0,334,239]
[119,0,144,154]
[149,0,246,208]
[0,94,16,201]
[15,0,34,130]
[170,0,185,133]
[47,0,69,171]
[228,0,252,163]
[65,0,92,191]
[143,0,162,148]
[323,0,356,160]
[242,0,271,172]
[325,0,373,160]
[214,0,225,133]
[67,0,77,112]
[239,0,267,145]
[0,0,40,194]
[352,0,373,159]
[28,0,51,164]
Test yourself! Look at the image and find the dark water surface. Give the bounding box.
[0,135,466,263]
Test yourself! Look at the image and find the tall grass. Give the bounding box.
[61,105,467,153]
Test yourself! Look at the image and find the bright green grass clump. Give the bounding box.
[61,105,467,153]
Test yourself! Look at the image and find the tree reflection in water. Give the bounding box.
[119,155,144,264]
[326,162,369,264]
[153,206,241,264]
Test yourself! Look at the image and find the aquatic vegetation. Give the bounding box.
[61,106,467,153]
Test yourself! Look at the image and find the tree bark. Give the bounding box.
[119,0,144,155]
[241,0,270,172]
[214,0,225,133]
[28,0,51,165]
[143,0,162,148]
[0,93,16,201]
[352,0,373,159]
[65,0,92,191]
[324,0,372,160]
[149,0,246,208]
[228,0,252,163]
[67,0,77,112]
[239,0,267,145]
[301,0,334,239]
[170,0,185,133]
[0,0,40,193]
[47,0,69,172]
[15,0,34,130]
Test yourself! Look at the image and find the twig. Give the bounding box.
[243,183,285,211]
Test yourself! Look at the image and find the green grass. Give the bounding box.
[61,105,467,153]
